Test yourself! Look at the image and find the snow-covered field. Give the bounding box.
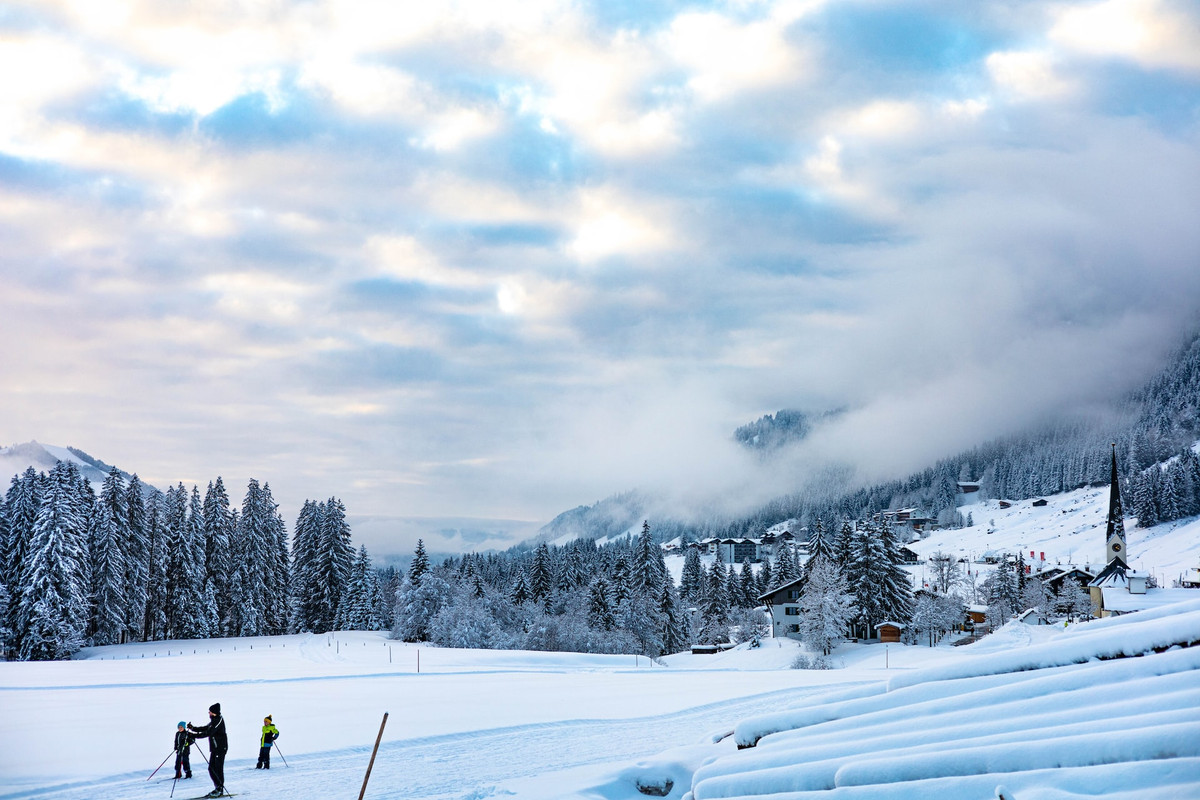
[3,487,1199,800]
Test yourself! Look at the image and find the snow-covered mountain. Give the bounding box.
[0,441,133,488]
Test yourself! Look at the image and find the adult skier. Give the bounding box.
[256,715,279,769]
[187,702,229,798]
[173,721,193,780]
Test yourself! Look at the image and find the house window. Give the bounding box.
[785,606,800,615]
[787,624,799,633]
[787,590,800,600]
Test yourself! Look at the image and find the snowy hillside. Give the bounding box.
[0,441,129,488]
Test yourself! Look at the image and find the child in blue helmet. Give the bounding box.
[173,721,193,779]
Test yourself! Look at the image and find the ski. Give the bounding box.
[181,793,237,799]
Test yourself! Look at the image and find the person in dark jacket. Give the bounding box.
[256,714,279,769]
[173,721,193,780]
[188,702,229,798]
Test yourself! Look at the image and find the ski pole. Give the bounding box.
[170,772,178,798]
[147,749,175,780]
[272,743,289,768]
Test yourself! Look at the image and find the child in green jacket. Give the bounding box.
[256,715,279,769]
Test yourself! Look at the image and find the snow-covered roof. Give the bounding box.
[1090,560,1129,588]
[1100,587,1198,614]
[873,621,907,629]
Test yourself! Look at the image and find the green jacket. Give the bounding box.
[260,723,279,748]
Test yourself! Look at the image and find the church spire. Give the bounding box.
[1104,443,1128,568]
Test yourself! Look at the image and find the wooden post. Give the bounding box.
[358,712,389,800]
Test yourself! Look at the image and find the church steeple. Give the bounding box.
[1104,443,1128,567]
[1091,444,1130,589]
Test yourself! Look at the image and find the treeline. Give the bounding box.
[0,463,390,661]
[389,517,916,658]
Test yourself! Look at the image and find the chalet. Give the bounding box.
[874,621,905,643]
[966,604,987,629]
[686,530,803,563]
[957,481,981,495]
[759,577,805,639]
[897,546,921,565]
[1182,565,1200,589]
[1032,498,1048,507]
[1038,565,1096,594]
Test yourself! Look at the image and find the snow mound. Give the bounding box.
[687,601,1200,799]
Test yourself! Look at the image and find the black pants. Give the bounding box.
[174,749,191,777]
[257,745,271,768]
[208,750,226,791]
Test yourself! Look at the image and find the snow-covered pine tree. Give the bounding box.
[90,473,128,646]
[807,517,833,567]
[698,559,730,645]
[310,497,352,632]
[289,499,323,632]
[658,577,688,654]
[408,538,430,590]
[587,576,615,631]
[229,480,271,637]
[337,545,377,630]
[91,468,130,646]
[876,521,915,626]
[185,485,216,639]
[798,557,854,656]
[679,547,703,603]
[530,542,552,604]
[123,474,149,643]
[833,521,855,574]
[142,489,169,641]
[739,559,757,608]
[725,563,741,609]
[17,461,89,660]
[261,483,290,635]
[633,521,664,596]
[3,468,41,653]
[202,477,234,635]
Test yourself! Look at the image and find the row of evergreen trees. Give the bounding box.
[387,516,918,658]
[0,463,383,660]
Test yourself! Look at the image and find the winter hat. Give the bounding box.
[178,721,186,728]
[264,715,272,723]
[209,703,221,715]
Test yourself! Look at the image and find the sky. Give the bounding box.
[2,0,1199,557]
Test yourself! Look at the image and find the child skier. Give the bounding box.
[173,721,193,780]
[256,715,279,769]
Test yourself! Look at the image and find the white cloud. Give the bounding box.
[986,50,1077,100]
[1051,0,1200,74]
[566,188,672,264]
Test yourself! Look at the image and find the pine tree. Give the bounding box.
[142,490,169,641]
[229,480,271,637]
[807,518,833,567]
[289,499,323,632]
[262,483,290,635]
[202,478,234,635]
[510,569,531,605]
[739,559,757,608]
[3,469,41,653]
[18,462,89,659]
[409,539,430,589]
[798,558,854,656]
[680,548,703,603]
[90,477,127,646]
[311,497,352,632]
[337,546,377,630]
[530,543,552,603]
[123,475,149,643]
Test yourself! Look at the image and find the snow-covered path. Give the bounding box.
[13,684,848,800]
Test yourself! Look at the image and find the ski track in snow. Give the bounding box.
[6,684,849,800]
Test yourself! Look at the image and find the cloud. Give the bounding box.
[1,0,1198,553]
[1050,0,1200,75]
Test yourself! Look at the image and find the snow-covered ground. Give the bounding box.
[3,487,1199,800]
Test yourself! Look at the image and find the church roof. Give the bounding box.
[1090,559,1129,588]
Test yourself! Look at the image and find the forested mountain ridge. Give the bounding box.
[537,328,1200,545]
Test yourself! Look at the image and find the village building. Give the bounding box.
[758,577,805,639]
